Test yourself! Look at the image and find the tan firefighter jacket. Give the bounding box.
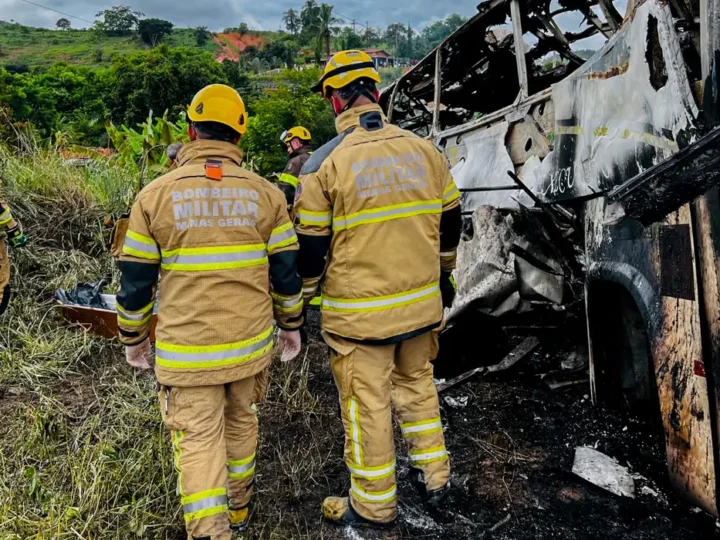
[116,140,304,387]
[294,104,462,342]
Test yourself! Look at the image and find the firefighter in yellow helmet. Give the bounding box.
[278,126,313,208]
[295,51,462,528]
[116,84,304,539]
[0,165,28,316]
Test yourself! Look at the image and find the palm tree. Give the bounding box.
[282,8,301,36]
[317,3,340,59]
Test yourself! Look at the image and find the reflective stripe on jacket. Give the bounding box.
[295,104,461,342]
[278,146,312,207]
[116,140,303,387]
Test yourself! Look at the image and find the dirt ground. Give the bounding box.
[244,314,720,540]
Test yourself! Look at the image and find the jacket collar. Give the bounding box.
[335,103,386,134]
[291,144,313,158]
[177,140,244,167]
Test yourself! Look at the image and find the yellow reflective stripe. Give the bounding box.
[350,479,397,504]
[182,488,227,505]
[333,200,442,232]
[322,282,440,313]
[124,230,161,261]
[348,460,396,480]
[118,313,153,327]
[409,445,449,465]
[443,183,460,203]
[296,209,332,227]
[116,300,154,316]
[0,208,13,226]
[185,505,229,523]
[279,173,299,188]
[182,488,228,523]
[228,453,256,467]
[274,297,303,313]
[348,397,364,466]
[161,243,268,272]
[556,125,585,136]
[228,453,256,480]
[268,222,298,253]
[401,417,443,437]
[156,327,274,369]
[173,430,185,496]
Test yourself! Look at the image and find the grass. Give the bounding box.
[0,135,349,538]
[0,22,220,68]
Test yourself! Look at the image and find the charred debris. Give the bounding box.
[394,0,717,385]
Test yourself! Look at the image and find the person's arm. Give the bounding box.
[268,198,304,330]
[0,200,27,248]
[439,160,462,307]
[294,168,332,308]
[116,198,160,347]
[278,156,302,207]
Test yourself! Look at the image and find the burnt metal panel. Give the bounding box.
[659,224,696,300]
[609,126,720,225]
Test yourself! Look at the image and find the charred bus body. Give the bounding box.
[382,0,720,515]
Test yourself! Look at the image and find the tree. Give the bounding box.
[195,26,211,47]
[385,23,407,58]
[337,28,363,50]
[138,18,174,46]
[363,26,380,47]
[282,9,301,36]
[421,13,467,45]
[300,0,320,43]
[56,18,71,30]
[106,47,228,126]
[237,22,250,35]
[94,6,144,36]
[317,4,339,59]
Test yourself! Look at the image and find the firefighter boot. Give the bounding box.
[228,506,249,533]
[409,468,452,508]
[322,497,395,530]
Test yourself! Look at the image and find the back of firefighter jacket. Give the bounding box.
[116,140,303,387]
[294,104,461,342]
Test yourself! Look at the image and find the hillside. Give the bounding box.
[0,21,283,69]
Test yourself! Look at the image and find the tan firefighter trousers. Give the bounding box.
[159,368,269,539]
[325,330,451,523]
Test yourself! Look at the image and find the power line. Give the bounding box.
[19,0,94,25]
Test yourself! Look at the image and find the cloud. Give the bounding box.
[0,0,477,30]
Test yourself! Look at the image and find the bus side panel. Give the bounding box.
[653,205,717,512]
[587,198,717,513]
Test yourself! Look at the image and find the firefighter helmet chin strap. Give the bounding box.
[332,83,379,116]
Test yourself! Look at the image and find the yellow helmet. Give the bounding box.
[281,126,312,144]
[188,84,247,136]
[312,50,382,97]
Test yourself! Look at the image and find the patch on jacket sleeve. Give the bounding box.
[294,182,303,204]
[301,129,354,175]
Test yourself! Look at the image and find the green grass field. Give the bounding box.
[0,22,220,68]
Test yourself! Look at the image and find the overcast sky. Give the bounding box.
[0,0,626,49]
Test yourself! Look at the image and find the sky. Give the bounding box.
[0,0,627,50]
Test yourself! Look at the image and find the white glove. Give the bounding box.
[278,330,302,362]
[125,340,153,370]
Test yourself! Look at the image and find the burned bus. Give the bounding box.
[382,0,720,515]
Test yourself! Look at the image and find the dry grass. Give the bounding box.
[0,142,348,539]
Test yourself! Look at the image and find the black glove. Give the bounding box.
[440,272,456,309]
[6,226,27,248]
